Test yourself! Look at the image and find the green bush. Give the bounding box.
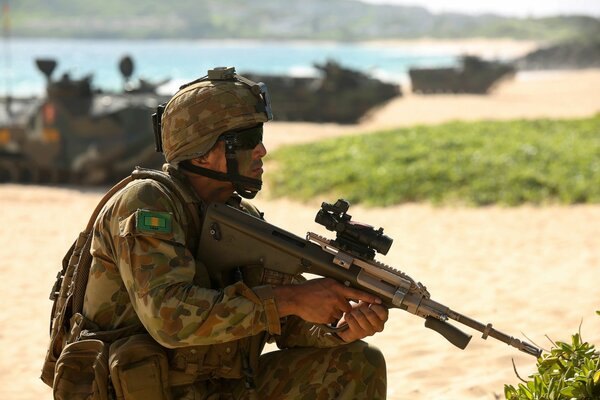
[504,313,600,399]
[267,115,600,207]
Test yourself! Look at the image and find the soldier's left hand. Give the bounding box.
[335,301,389,343]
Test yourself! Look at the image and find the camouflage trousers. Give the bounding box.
[171,341,387,400]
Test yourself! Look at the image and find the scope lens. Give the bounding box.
[356,228,393,255]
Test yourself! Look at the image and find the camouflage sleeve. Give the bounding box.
[99,180,281,349]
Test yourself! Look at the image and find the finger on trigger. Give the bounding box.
[342,286,382,305]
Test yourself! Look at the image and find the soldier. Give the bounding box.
[81,67,388,399]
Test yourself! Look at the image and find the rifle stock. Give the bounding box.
[199,202,542,358]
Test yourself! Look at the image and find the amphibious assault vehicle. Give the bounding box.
[409,55,515,94]
[243,60,401,124]
[0,56,169,184]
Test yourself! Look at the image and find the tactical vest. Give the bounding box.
[42,165,281,400]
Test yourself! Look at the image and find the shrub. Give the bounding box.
[504,313,600,399]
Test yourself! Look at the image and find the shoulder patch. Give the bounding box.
[136,209,172,233]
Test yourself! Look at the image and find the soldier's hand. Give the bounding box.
[335,301,389,343]
[273,278,382,325]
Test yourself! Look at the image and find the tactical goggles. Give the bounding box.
[219,124,263,150]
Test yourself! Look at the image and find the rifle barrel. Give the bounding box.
[450,311,542,357]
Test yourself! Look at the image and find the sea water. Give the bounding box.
[1,38,461,96]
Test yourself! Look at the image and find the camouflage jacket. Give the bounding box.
[82,165,344,380]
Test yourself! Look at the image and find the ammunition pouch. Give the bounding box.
[53,339,109,400]
[52,313,159,400]
[109,334,171,400]
[168,341,246,383]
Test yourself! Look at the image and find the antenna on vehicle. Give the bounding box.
[119,55,134,88]
[35,59,57,83]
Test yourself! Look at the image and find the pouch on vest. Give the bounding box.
[109,334,171,400]
[169,340,246,381]
[42,229,96,387]
[53,339,109,400]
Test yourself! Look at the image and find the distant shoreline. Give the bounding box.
[361,38,541,59]
[4,36,541,61]
[7,36,540,46]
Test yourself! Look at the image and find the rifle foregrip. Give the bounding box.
[425,317,472,350]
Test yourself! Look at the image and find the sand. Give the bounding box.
[1,43,600,399]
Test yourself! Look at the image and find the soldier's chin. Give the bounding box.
[252,167,263,177]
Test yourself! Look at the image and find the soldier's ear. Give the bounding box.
[190,157,209,167]
[187,140,227,170]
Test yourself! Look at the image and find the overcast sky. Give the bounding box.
[358,0,600,18]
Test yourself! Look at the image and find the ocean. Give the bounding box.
[1,38,462,96]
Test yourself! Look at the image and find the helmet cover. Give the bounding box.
[161,75,269,164]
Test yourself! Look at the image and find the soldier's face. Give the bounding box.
[186,137,266,203]
[205,140,266,178]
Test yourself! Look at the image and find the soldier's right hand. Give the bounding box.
[273,278,382,324]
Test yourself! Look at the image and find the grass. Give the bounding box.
[266,115,600,207]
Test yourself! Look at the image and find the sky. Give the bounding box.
[358,0,600,18]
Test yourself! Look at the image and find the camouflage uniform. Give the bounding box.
[82,68,386,399]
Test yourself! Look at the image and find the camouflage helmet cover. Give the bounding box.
[161,70,270,164]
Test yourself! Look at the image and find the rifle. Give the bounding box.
[199,199,542,358]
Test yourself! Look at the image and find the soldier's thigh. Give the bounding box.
[255,341,386,400]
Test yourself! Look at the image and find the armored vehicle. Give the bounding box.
[409,55,515,94]
[516,39,600,70]
[243,60,401,124]
[0,56,169,184]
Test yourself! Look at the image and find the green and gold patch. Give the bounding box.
[136,209,172,233]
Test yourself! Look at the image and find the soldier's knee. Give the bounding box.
[363,342,386,372]
[343,340,387,374]
[343,341,387,398]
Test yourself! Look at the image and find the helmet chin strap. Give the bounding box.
[223,138,262,199]
[179,161,261,199]
[179,136,262,199]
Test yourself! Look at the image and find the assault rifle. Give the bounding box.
[199,199,542,357]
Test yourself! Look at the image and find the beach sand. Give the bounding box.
[1,45,599,399]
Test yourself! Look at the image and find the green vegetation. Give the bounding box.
[266,116,600,207]
[5,0,599,42]
[504,314,600,399]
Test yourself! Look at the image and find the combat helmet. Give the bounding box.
[152,67,273,199]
